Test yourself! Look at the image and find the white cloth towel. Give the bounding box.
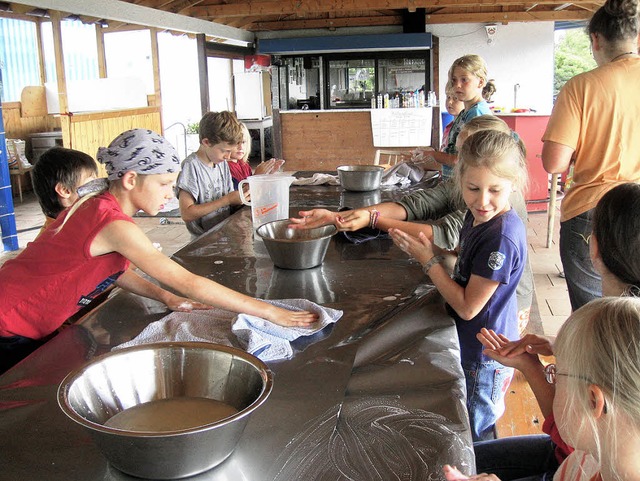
[113,310,236,351]
[292,173,340,186]
[232,299,342,361]
[113,299,342,362]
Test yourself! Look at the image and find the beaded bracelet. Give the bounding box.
[422,255,444,275]
[369,209,380,229]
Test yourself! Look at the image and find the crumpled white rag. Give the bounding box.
[381,162,440,186]
[292,173,340,186]
[112,299,342,362]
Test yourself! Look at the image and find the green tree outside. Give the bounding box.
[554,28,597,97]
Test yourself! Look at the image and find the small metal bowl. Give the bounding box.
[58,342,273,480]
[257,219,337,270]
[337,165,384,192]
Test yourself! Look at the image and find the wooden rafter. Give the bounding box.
[183,0,604,18]
[4,0,604,33]
[426,8,593,22]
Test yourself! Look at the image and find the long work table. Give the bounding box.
[0,176,474,480]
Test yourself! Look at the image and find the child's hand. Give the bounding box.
[254,159,277,175]
[388,228,434,265]
[477,328,542,372]
[227,190,244,206]
[272,158,285,172]
[443,465,501,481]
[165,295,212,312]
[289,209,339,229]
[267,306,320,327]
[492,332,554,358]
[335,209,369,231]
[254,158,286,175]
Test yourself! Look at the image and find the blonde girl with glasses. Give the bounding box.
[444,296,640,481]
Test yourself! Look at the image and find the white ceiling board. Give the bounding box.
[12,0,255,46]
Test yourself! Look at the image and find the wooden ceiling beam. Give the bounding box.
[426,8,593,22]
[10,0,253,45]
[253,15,403,31]
[187,0,603,18]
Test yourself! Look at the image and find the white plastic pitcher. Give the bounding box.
[238,174,295,230]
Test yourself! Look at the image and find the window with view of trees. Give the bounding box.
[554,28,597,98]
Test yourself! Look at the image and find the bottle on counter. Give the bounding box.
[383,93,389,108]
[377,93,383,109]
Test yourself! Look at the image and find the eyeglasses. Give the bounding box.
[544,363,568,384]
[544,363,608,413]
[544,363,598,384]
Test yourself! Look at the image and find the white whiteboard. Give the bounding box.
[370,108,432,147]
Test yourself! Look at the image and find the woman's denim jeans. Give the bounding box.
[559,210,602,311]
[463,360,514,442]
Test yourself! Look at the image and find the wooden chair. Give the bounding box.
[5,139,35,203]
[373,149,405,167]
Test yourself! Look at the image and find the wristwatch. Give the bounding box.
[422,255,444,275]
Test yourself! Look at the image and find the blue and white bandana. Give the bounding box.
[97,129,181,180]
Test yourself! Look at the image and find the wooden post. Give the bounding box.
[50,11,68,114]
[35,18,46,85]
[50,10,70,147]
[96,24,107,78]
[149,28,163,114]
[196,33,210,116]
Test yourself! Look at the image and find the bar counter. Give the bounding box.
[0,178,474,480]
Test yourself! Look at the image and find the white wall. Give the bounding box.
[428,22,556,114]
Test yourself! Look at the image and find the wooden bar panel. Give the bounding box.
[280,109,440,172]
[280,111,377,171]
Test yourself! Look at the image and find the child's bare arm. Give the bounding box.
[178,189,240,223]
[94,220,319,327]
[115,270,211,311]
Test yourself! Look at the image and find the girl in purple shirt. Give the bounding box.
[389,129,528,441]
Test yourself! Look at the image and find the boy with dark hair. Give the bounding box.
[32,147,98,231]
[176,111,245,236]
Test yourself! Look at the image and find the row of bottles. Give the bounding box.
[372,90,437,109]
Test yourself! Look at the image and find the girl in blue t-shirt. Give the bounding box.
[426,54,493,180]
[389,129,528,441]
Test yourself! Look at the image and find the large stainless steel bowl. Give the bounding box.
[337,165,384,192]
[257,219,337,269]
[57,342,273,480]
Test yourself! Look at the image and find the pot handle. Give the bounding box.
[238,179,251,206]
